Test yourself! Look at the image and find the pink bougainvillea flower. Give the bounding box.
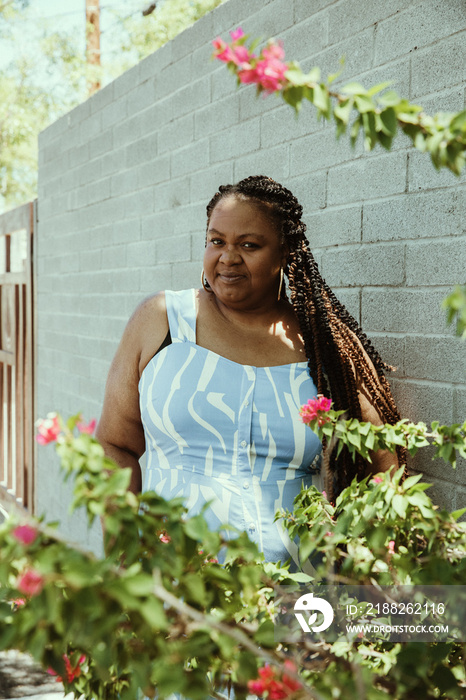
[11,598,26,608]
[262,41,286,62]
[35,413,61,445]
[371,475,384,484]
[159,531,171,543]
[13,524,38,545]
[48,654,86,684]
[17,569,45,597]
[300,395,333,425]
[388,540,395,553]
[229,27,245,42]
[232,43,252,66]
[238,66,259,84]
[212,37,236,63]
[321,490,327,500]
[77,417,97,434]
[247,662,301,699]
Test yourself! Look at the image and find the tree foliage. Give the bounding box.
[0,0,226,212]
[0,413,465,699]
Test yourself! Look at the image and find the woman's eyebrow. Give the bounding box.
[207,228,266,240]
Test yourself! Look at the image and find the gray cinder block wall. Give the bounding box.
[36,0,466,550]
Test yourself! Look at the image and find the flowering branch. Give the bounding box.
[300,397,466,468]
[212,29,466,175]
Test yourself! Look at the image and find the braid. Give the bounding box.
[206,175,406,498]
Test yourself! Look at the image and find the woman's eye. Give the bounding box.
[211,238,223,245]
[243,242,258,249]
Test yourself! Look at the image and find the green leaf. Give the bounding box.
[367,80,392,96]
[392,494,407,518]
[379,89,400,106]
[379,106,397,136]
[342,81,367,95]
[354,93,375,113]
[402,473,423,489]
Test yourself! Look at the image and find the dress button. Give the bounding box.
[243,480,249,489]
[248,523,256,532]
[241,440,247,448]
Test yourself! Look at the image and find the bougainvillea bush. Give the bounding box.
[0,405,465,700]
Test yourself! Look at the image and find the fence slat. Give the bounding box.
[0,202,35,512]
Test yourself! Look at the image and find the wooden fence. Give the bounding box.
[0,202,35,515]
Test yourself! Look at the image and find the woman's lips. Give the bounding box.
[218,273,244,283]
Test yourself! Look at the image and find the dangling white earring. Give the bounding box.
[277,267,284,301]
[201,269,213,293]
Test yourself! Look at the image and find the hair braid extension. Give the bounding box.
[206,175,406,497]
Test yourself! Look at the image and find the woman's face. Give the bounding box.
[204,196,287,309]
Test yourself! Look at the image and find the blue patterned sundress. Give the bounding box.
[139,289,323,569]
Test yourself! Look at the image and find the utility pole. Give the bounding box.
[86,0,101,95]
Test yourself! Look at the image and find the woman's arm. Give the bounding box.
[95,293,168,495]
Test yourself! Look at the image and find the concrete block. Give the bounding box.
[393,378,454,425]
[361,288,455,336]
[404,335,466,384]
[68,143,90,169]
[67,99,91,129]
[211,65,245,102]
[140,264,173,294]
[173,201,206,235]
[261,103,324,150]
[137,154,171,188]
[212,0,274,34]
[113,113,146,149]
[411,30,466,99]
[171,8,213,62]
[196,95,240,140]
[171,139,210,177]
[291,123,364,176]
[141,211,174,241]
[102,99,128,131]
[321,242,405,286]
[156,54,192,100]
[127,240,157,268]
[90,81,115,114]
[331,287,361,323]
[125,133,158,168]
[281,11,329,64]
[87,130,114,160]
[101,148,126,177]
[294,0,338,23]
[329,0,412,46]
[304,26,375,88]
[192,38,222,79]
[414,85,465,115]
[233,143,290,184]
[139,42,172,83]
[86,178,111,205]
[244,0,297,38]
[287,171,327,214]
[123,76,156,116]
[113,62,141,100]
[79,112,102,143]
[172,77,211,119]
[363,189,462,242]
[101,245,128,269]
[171,260,203,290]
[406,237,466,286]
[190,164,235,204]
[158,114,194,154]
[157,233,191,263]
[75,159,102,187]
[306,204,361,248]
[367,333,405,377]
[153,176,191,211]
[454,387,466,424]
[79,248,102,273]
[328,151,407,205]
[139,98,174,134]
[111,167,139,197]
[375,0,466,65]
[118,189,155,220]
[407,150,466,192]
[209,118,261,163]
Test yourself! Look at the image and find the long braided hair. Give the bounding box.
[206,175,405,498]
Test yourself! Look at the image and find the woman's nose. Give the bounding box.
[220,245,241,264]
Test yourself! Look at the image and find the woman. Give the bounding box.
[96,175,403,568]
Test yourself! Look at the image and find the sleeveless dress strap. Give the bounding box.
[165,289,197,343]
